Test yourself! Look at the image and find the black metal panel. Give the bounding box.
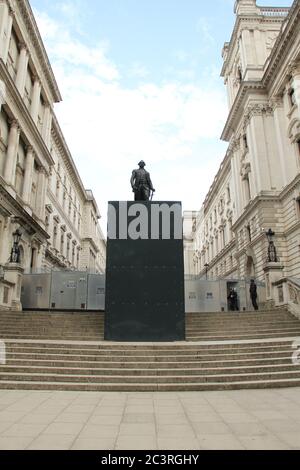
[105,201,185,342]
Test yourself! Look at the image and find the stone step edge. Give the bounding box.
[1,363,299,373]
[1,336,298,343]
[0,378,300,391]
[3,330,300,338]
[3,355,296,365]
[4,347,296,356]
[2,337,299,346]
[1,369,300,380]
[2,324,299,332]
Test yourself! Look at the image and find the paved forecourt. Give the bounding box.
[0,388,300,450]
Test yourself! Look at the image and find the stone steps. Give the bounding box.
[0,339,299,391]
[0,309,300,391]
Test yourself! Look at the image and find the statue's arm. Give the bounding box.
[130,171,136,190]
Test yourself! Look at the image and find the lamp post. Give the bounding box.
[10,228,22,264]
[265,228,278,263]
[204,263,209,280]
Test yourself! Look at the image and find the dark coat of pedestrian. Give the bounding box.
[228,288,239,311]
[250,280,259,311]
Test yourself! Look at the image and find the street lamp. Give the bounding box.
[204,263,209,280]
[265,228,278,263]
[10,228,22,264]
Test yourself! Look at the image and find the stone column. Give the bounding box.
[291,63,300,113]
[241,29,254,78]
[248,106,272,193]
[42,104,52,148]
[36,167,47,221]
[30,77,41,124]
[238,36,246,76]
[231,149,242,217]
[15,43,29,96]
[0,216,10,265]
[253,29,265,66]
[22,146,34,207]
[0,3,13,63]
[2,10,13,64]
[272,98,288,186]
[3,120,19,187]
[0,2,8,47]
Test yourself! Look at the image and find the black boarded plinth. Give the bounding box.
[105,201,185,342]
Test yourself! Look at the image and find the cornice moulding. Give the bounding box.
[221,14,286,78]
[0,181,49,240]
[221,82,266,141]
[263,1,300,90]
[8,0,62,103]
[203,154,232,212]
[47,189,81,240]
[0,60,54,168]
[51,116,89,202]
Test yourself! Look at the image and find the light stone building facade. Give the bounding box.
[0,0,106,310]
[184,0,300,305]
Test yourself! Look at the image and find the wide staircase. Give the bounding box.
[0,309,300,391]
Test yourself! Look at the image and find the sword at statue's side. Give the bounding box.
[150,190,154,201]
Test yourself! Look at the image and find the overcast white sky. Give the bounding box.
[30,0,293,233]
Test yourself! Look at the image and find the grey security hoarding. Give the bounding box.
[21,272,105,311]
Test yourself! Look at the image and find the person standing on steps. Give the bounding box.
[250,279,259,311]
[228,288,239,311]
[232,288,239,311]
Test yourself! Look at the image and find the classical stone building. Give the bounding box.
[184,0,300,304]
[0,0,106,309]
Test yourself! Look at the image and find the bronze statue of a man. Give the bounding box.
[131,161,155,201]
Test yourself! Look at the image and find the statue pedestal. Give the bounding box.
[4,263,24,311]
[105,201,185,342]
[263,262,284,301]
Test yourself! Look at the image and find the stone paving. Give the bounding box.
[0,388,300,449]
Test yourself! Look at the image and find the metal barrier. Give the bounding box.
[185,279,266,313]
[21,272,265,313]
[21,272,105,311]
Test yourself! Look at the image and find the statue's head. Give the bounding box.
[138,160,146,168]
